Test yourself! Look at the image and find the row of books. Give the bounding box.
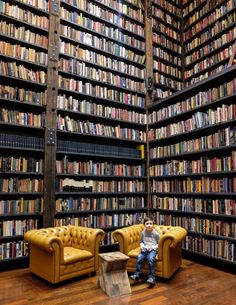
[100,231,113,245]
[153,0,181,17]
[0,1,49,30]
[0,133,44,149]
[54,212,146,227]
[152,196,236,216]
[0,108,45,127]
[60,41,145,78]
[57,116,146,141]
[63,0,144,22]
[184,2,235,40]
[0,41,48,66]
[153,32,182,55]
[0,20,48,49]
[56,196,145,211]
[18,0,49,12]
[148,79,236,123]
[183,236,236,262]
[152,6,180,30]
[0,156,43,173]
[152,18,180,41]
[154,72,183,91]
[150,153,236,176]
[57,95,147,124]
[153,46,181,67]
[187,63,228,85]
[0,178,43,192]
[57,139,142,158]
[57,178,146,192]
[150,127,236,158]
[149,104,236,140]
[0,198,43,214]
[185,28,236,65]
[56,158,146,176]
[185,44,233,79]
[60,7,145,44]
[154,61,182,79]
[155,213,236,238]
[151,177,236,193]
[184,12,235,51]
[61,2,144,36]
[183,0,206,17]
[0,219,39,237]
[0,61,47,84]
[59,58,145,93]
[0,241,28,259]
[153,87,174,99]
[60,25,145,64]
[58,76,145,107]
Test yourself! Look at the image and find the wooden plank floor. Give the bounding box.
[0,259,235,305]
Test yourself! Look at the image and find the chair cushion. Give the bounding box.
[63,247,93,264]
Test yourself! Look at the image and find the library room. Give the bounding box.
[0,0,235,304]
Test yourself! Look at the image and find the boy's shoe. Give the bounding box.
[129,274,139,281]
[146,277,155,285]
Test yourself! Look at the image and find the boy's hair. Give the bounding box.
[143,216,154,224]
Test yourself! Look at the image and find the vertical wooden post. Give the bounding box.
[228,42,236,67]
[43,0,60,227]
[143,0,153,215]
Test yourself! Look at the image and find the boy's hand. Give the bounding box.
[140,245,146,252]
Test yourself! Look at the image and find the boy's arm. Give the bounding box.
[140,232,146,251]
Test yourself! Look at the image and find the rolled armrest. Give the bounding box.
[158,227,187,260]
[24,230,63,252]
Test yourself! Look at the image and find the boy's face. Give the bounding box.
[144,220,154,232]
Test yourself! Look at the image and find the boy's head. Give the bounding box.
[143,217,154,232]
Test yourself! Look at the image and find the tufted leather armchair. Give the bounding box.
[24,225,105,284]
[112,224,187,280]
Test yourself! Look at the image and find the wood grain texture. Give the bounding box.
[0,260,235,305]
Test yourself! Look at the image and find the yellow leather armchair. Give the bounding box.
[112,224,187,280]
[24,225,105,284]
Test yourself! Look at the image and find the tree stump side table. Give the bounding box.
[98,251,131,297]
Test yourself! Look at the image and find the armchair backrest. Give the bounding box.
[39,226,73,247]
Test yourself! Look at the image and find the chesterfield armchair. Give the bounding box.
[24,225,105,284]
[112,224,187,280]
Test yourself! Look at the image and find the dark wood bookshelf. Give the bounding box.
[0,0,235,270]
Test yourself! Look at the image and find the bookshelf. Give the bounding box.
[0,0,49,266]
[0,0,235,269]
[152,0,183,100]
[183,0,236,86]
[56,0,147,249]
[148,65,236,266]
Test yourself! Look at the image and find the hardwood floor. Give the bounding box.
[0,259,235,305]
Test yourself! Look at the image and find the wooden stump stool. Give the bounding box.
[98,251,131,297]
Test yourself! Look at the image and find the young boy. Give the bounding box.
[130,217,160,285]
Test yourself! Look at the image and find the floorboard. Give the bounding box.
[0,259,235,305]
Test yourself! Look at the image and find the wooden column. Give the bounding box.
[143,0,154,214]
[43,0,60,227]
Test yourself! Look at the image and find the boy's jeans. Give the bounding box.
[134,249,157,279]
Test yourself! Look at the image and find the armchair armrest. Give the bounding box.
[24,229,63,252]
[158,227,187,261]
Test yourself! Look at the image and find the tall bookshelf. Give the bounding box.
[148,66,236,267]
[0,0,49,267]
[55,0,147,249]
[0,0,235,269]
